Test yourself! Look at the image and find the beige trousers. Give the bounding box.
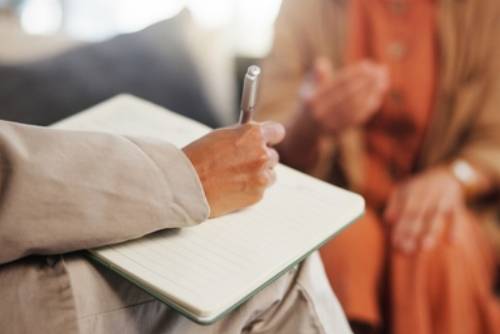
[65,252,352,334]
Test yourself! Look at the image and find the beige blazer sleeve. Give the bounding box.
[257,0,349,179]
[256,0,346,125]
[458,10,500,183]
[421,2,500,183]
[256,0,314,124]
[0,120,209,265]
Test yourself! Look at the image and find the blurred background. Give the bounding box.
[1,3,499,333]
[0,0,282,127]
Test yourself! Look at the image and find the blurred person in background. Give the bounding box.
[257,0,500,333]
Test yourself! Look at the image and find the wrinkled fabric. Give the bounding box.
[66,252,352,334]
[0,120,208,333]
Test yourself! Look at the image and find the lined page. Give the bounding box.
[53,95,364,322]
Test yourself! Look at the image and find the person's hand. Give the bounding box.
[183,122,285,218]
[384,167,466,253]
[303,58,389,134]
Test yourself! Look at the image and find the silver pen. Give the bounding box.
[239,65,261,124]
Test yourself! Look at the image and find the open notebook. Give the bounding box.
[53,95,364,324]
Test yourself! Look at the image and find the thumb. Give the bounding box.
[261,121,286,146]
[375,64,390,92]
[314,57,334,85]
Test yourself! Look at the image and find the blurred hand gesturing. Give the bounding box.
[303,58,389,134]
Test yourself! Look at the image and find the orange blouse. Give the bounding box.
[346,0,438,209]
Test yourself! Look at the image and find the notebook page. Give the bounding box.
[52,95,211,145]
[53,95,364,322]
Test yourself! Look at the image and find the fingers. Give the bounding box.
[375,65,390,92]
[384,187,404,223]
[394,208,426,253]
[253,168,277,196]
[194,124,284,217]
[449,205,467,244]
[316,72,373,117]
[237,122,282,171]
[313,77,376,132]
[388,184,440,253]
[421,209,447,250]
[262,168,277,186]
[391,189,426,253]
[315,61,388,102]
[389,191,457,254]
[261,122,286,146]
[386,186,409,249]
[309,61,389,131]
[241,124,281,189]
[314,65,370,113]
[266,147,279,169]
[314,57,334,85]
[385,169,469,254]
[365,66,389,108]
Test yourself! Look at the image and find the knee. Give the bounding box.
[393,237,469,284]
[321,209,386,278]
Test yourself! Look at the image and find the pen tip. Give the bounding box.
[247,65,261,79]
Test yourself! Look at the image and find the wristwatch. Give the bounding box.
[449,159,478,196]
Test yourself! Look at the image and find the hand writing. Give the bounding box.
[184,122,285,218]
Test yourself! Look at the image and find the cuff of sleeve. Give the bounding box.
[126,136,210,226]
[460,148,500,185]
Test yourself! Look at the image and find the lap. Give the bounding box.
[64,252,351,334]
[324,207,496,276]
[320,207,499,329]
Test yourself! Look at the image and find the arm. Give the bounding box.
[386,6,500,252]
[257,0,388,175]
[440,3,500,200]
[0,120,285,265]
[256,0,321,172]
[453,54,500,196]
[0,121,209,264]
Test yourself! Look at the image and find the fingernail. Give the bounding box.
[263,122,285,135]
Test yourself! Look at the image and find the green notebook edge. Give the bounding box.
[86,210,364,325]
